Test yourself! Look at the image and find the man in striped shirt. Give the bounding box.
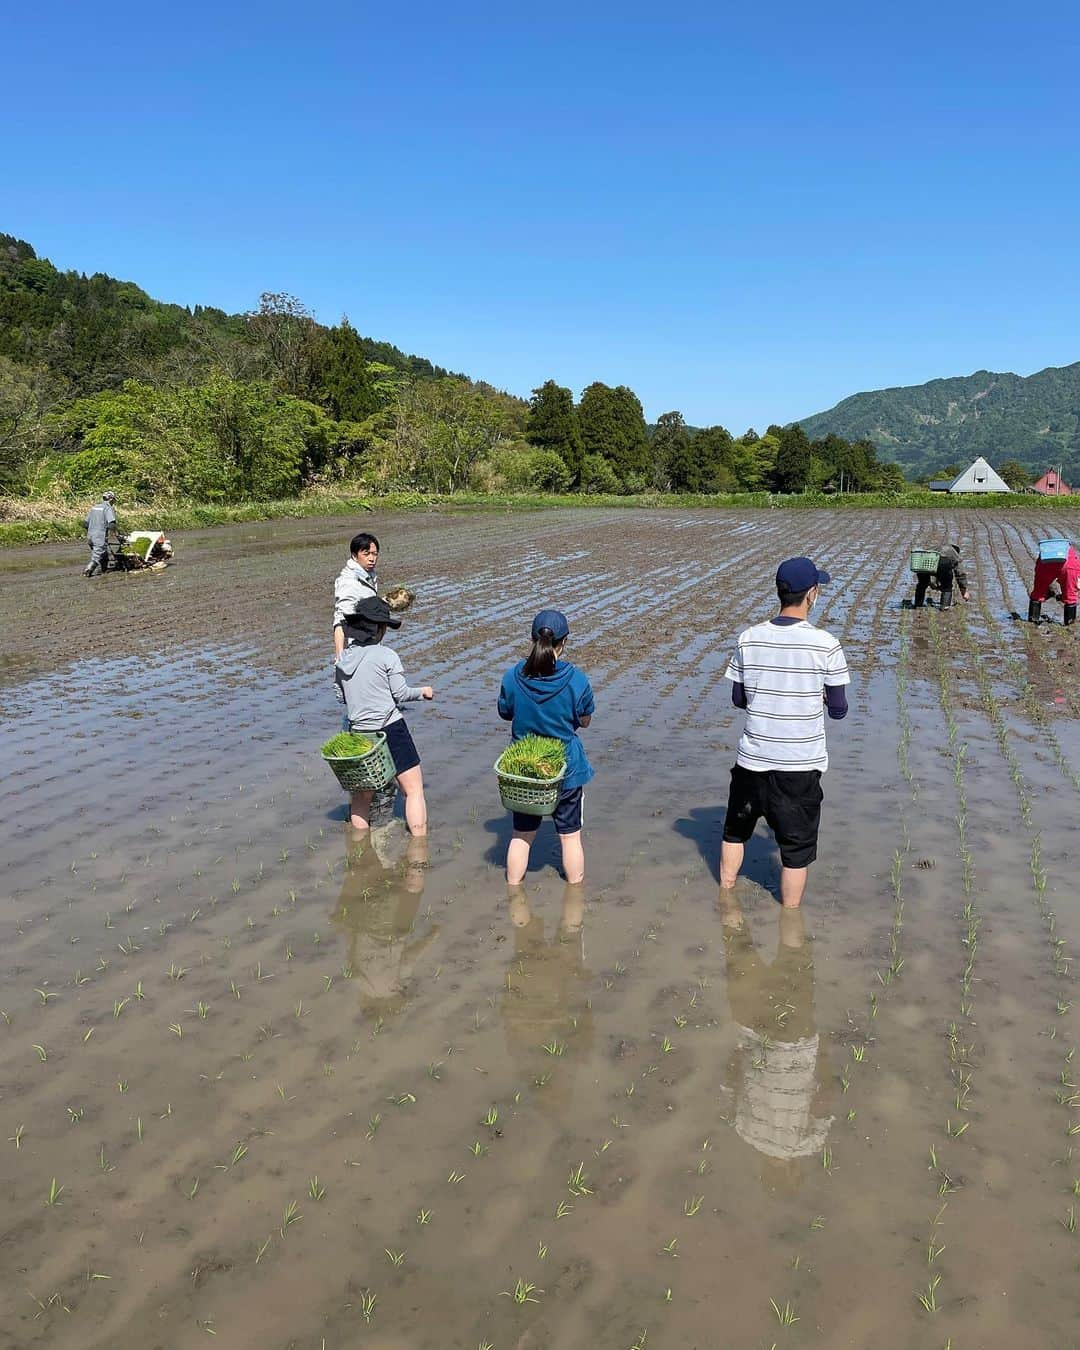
[720,557,850,908]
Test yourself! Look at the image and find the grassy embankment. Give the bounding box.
[4,486,1080,548]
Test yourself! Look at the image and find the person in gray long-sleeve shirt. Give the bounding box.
[334,596,434,835]
[84,491,119,576]
[913,542,968,610]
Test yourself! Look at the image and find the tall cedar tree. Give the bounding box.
[578,382,650,484]
[315,320,378,422]
[526,380,583,481]
[651,411,690,490]
[773,424,811,492]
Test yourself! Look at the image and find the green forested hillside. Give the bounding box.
[798,363,1080,482]
[1,232,904,503]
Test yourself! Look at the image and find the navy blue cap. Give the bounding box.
[531,609,570,641]
[776,557,831,592]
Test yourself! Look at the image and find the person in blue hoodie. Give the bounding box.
[498,609,595,885]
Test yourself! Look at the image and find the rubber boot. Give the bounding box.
[1065,605,1077,628]
[939,589,953,611]
[1028,600,1042,623]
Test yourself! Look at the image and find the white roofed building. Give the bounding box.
[947,457,1011,493]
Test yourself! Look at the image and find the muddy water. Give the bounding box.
[2,507,1079,1349]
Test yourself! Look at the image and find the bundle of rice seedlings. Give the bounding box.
[384,586,416,613]
[321,731,376,759]
[497,735,566,781]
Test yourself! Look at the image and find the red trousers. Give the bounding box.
[1031,555,1080,605]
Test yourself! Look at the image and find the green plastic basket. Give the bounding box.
[323,732,396,792]
[494,750,567,816]
[910,548,940,573]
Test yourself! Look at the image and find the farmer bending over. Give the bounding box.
[720,557,850,909]
[1028,542,1080,626]
[913,542,968,610]
[333,531,380,657]
[83,490,120,577]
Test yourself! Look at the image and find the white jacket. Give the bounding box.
[333,558,377,628]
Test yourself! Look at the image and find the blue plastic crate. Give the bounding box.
[1038,538,1070,562]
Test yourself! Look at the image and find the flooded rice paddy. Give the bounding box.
[2,506,1080,1349]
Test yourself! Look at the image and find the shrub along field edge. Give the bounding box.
[4,488,1080,549]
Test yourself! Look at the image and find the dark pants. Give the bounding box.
[85,541,109,575]
[914,565,954,609]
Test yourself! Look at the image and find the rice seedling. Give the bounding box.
[359,1290,377,1322]
[187,1178,199,1199]
[231,1141,248,1166]
[501,1277,543,1305]
[275,1083,293,1102]
[113,998,129,1019]
[629,1332,648,1350]
[45,1177,65,1206]
[67,1106,84,1123]
[568,1162,593,1196]
[32,1043,47,1061]
[35,988,57,1005]
[385,1248,405,1266]
[470,1140,487,1157]
[770,1299,799,1326]
[809,1215,826,1230]
[916,1275,941,1313]
[279,1200,301,1237]
[661,1237,678,1256]
[169,1022,183,1038]
[308,1176,326,1200]
[168,963,187,982]
[683,1195,704,1217]
[483,1105,498,1127]
[9,1124,25,1148]
[416,1208,432,1225]
[366,1113,382,1139]
[447,1168,466,1184]
[555,1200,574,1219]
[136,1116,144,1140]
[537,1240,548,1259]
[118,1078,128,1092]
[255,1235,273,1263]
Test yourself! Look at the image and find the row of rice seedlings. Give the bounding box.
[946,602,1080,1250]
[910,608,989,1331]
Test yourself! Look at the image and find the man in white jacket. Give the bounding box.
[333,532,379,657]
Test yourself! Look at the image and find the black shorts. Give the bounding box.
[352,717,421,776]
[722,764,823,868]
[513,786,584,836]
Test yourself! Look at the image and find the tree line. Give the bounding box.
[1,234,906,501]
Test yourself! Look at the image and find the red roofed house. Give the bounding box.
[1031,468,1071,496]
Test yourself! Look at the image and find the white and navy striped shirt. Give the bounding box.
[724,619,850,772]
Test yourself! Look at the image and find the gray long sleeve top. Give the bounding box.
[85,501,117,545]
[334,643,423,730]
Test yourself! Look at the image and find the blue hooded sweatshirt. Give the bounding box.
[498,660,595,791]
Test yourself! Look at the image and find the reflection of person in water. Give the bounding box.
[501,884,593,1110]
[719,894,832,1189]
[330,824,438,1016]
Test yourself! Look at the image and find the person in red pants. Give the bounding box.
[1029,545,1080,626]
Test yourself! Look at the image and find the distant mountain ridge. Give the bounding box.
[798,362,1080,481]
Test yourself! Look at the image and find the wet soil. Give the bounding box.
[2,507,1080,1349]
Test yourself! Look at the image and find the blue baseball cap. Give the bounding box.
[776,557,831,592]
[531,609,570,641]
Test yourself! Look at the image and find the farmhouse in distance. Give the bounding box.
[928,456,1011,494]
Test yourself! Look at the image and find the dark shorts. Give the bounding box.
[352,717,421,777]
[513,786,584,836]
[722,764,823,868]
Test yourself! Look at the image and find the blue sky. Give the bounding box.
[5,1,1079,428]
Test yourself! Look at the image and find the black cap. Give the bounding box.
[344,596,402,630]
